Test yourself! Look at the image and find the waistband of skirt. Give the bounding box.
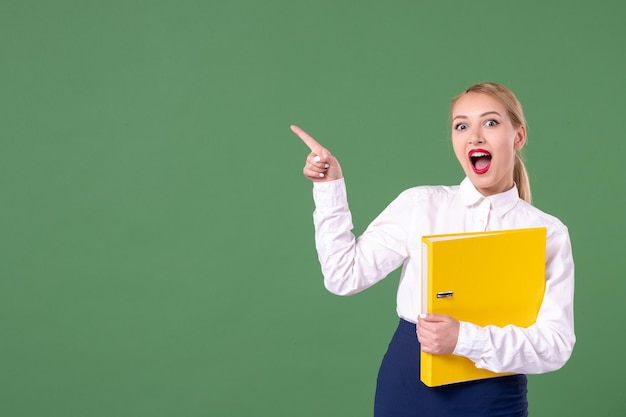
[398,317,417,332]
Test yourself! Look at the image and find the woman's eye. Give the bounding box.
[485,119,499,127]
[454,123,467,130]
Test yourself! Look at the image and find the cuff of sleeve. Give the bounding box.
[453,321,489,363]
[313,178,348,209]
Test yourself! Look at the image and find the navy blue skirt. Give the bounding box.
[374,319,528,417]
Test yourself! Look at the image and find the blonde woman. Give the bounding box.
[292,82,575,417]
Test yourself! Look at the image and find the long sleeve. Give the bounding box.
[310,176,576,375]
[453,224,576,374]
[312,178,409,296]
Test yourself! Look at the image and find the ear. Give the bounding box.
[514,125,527,151]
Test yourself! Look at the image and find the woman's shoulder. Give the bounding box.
[515,199,569,233]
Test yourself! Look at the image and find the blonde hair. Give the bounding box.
[451,82,531,203]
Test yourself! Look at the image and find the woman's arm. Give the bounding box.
[293,125,409,295]
[312,179,410,295]
[453,226,576,374]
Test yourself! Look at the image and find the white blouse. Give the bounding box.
[311,177,575,374]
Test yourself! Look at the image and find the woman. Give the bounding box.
[291,82,575,417]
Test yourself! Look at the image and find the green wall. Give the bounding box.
[2,1,624,415]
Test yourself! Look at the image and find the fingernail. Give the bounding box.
[419,314,426,319]
[319,173,325,178]
[313,156,321,162]
[324,163,329,168]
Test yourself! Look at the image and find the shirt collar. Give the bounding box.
[460,177,520,216]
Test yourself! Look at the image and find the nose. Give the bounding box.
[468,130,484,145]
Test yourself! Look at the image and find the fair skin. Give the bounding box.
[451,92,527,197]
[291,125,343,182]
[291,95,526,355]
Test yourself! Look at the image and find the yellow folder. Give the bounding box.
[420,227,546,387]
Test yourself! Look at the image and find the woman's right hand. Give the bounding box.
[291,125,343,182]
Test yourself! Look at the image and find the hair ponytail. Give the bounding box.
[514,153,531,203]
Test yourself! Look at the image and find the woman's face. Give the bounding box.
[451,92,526,196]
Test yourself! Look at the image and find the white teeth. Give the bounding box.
[471,152,490,157]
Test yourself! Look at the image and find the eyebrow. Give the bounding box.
[452,111,502,121]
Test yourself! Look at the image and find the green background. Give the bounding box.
[2,0,624,416]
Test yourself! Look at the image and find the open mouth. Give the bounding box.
[469,149,492,174]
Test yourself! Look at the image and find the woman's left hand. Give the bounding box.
[416,314,460,354]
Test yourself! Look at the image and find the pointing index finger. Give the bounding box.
[291,125,323,153]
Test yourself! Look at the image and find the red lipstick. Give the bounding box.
[469,149,492,174]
